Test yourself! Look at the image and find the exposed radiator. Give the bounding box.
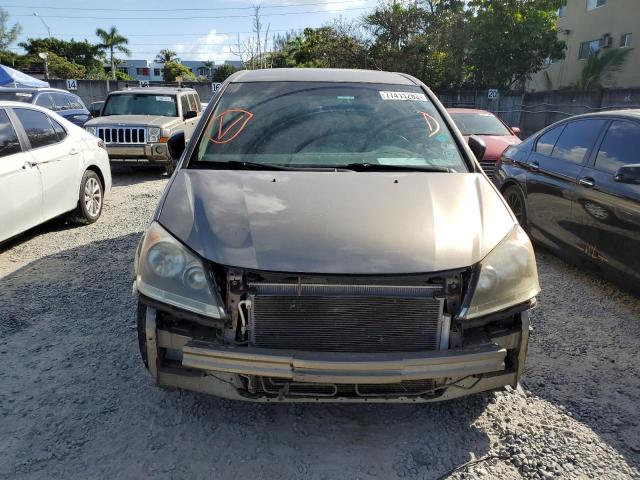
[247,281,444,353]
[97,126,146,145]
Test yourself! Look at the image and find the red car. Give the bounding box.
[447,108,521,181]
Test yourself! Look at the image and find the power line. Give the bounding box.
[0,0,367,11]
[10,6,370,20]
[17,29,302,37]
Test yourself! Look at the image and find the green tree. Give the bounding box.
[0,8,21,52]
[162,61,195,82]
[95,26,131,80]
[573,48,631,91]
[18,52,86,79]
[364,1,470,88]
[269,21,368,69]
[155,49,179,64]
[212,64,237,82]
[468,0,566,90]
[18,37,102,69]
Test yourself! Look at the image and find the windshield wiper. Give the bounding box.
[342,163,452,173]
[193,160,297,171]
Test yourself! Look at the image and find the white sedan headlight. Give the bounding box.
[462,225,540,319]
[148,127,161,142]
[85,126,97,136]
[135,222,224,318]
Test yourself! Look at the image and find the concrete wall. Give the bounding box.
[528,0,640,91]
[47,79,217,106]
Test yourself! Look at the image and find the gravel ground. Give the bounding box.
[1,170,639,479]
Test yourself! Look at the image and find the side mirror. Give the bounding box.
[614,164,640,184]
[183,110,197,121]
[90,109,101,118]
[511,126,521,136]
[468,135,486,163]
[167,131,186,161]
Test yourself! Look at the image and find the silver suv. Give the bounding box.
[84,87,201,174]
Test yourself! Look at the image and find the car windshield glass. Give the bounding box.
[450,112,511,136]
[0,91,33,103]
[192,82,467,171]
[102,93,177,116]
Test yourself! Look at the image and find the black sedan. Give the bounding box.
[496,110,640,291]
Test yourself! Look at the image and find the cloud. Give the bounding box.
[170,29,235,63]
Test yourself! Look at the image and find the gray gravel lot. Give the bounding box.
[1,170,639,479]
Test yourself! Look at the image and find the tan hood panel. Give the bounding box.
[159,170,515,274]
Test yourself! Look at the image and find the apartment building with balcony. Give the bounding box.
[528,0,639,91]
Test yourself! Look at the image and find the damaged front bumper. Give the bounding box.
[141,302,531,402]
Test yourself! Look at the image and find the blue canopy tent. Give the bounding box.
[0,64,49,88]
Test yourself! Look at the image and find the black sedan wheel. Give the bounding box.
[503,185,527,227]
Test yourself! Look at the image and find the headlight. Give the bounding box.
[462,225,540,319]
[148,127,161,142]
[85,126,97,136]
[135,222,224,318]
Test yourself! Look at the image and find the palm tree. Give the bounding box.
[155,49,179,64]
[574,48,631,91]
[95,26,131,80]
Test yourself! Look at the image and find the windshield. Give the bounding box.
[192,82,467,171]
[0,91,33,103]
[102,93,177,117]
[449,112,511,136]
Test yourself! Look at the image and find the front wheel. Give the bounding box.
[503,185,527,228]
[71,170,103,224]
[164,160,175,176]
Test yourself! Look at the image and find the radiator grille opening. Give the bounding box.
[249,292,444,353]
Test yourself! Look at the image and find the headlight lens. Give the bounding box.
[463,225,540,319]
[85,126,97,136]
[148,127,161,142]
[135,222,223,318]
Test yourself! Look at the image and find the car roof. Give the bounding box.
[0,87,77,94]
[570,108,640,120]
[110,87,196,95]
[229,68,418,85]
[447,108,496,115]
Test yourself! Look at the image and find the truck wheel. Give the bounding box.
[71,170,103,224]
[164,161,175,176]
[137,301,149,368]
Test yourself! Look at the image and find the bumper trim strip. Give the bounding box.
[181,343,506,384]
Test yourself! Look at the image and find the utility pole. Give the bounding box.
[33,12,51,38]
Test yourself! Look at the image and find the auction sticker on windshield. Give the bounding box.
[156,96,173,102]
[379,91,427,101]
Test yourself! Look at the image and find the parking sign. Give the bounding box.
[139,80,150,88]
[66,79,78,91]
[488,89,499,100]
[212,82,222,93]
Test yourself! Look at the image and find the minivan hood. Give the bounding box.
[158,170,515,274]
[85,115,180,128]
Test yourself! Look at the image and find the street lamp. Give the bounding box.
[33,12,51,38]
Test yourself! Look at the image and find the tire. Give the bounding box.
[71,170,103,224]
[164,160,175,176]
[503,184,527,228]
[137,301,149,368]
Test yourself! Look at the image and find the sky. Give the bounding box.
[2,0,377,64]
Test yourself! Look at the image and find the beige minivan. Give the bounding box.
[134,69,540,402]
[84,87,201,174]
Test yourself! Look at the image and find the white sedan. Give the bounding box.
[0,101,112,244]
